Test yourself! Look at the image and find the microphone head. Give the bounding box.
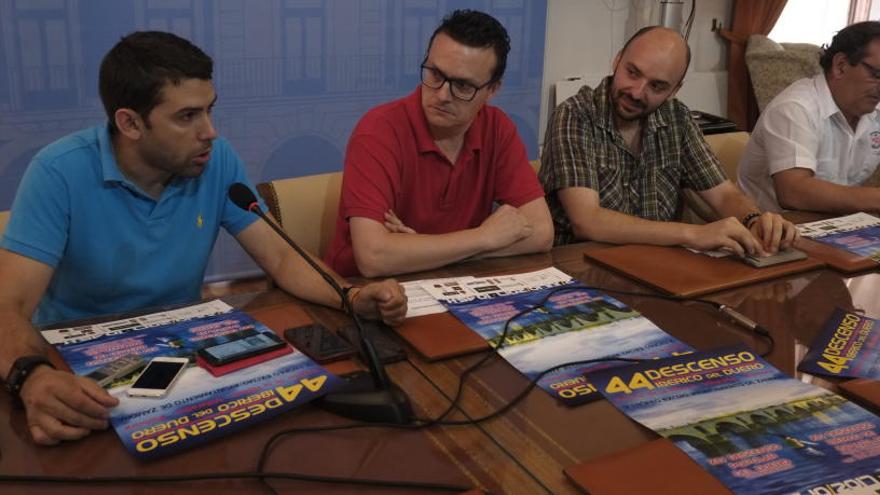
[229,183,258,212]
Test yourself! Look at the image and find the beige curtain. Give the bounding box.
[849,0,873,24]
[719,0,788,131]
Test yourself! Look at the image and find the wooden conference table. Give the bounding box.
[0,240,877,494]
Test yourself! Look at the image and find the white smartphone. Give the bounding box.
[126,357,189,398]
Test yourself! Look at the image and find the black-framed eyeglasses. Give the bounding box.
[420,64,494,102]
[860,60,880,81]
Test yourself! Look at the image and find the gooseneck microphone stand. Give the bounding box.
[229,183,412,424]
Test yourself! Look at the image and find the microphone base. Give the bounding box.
[316,371,414,424]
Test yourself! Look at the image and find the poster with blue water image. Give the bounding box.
[53,310,342,459]
[799,213,880,262]
[444,282,693,406]
[590,345,880,494]
[812,226,880,262]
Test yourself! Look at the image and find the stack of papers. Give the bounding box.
[798,212,880,262]
[402,267,573,318]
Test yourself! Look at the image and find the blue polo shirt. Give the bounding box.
[1,125,260,325]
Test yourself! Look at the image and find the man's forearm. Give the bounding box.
[777,177,880,213]
[571,207,695,246]
[481,221,553,258]
[270,249,350,309]
[480,198,553,258]
[236,219,351,309]
[710,191,758,223]
[354,229,491,278]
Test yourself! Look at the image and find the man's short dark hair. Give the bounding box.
[820,21,880,72]
[99,31,213,134]
[620,26,692,78]
[425,10,511,84]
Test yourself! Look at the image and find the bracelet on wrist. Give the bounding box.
[741,212,761,229]
[340,286,362,314]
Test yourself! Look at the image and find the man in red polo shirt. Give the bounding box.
[325,10,553,278]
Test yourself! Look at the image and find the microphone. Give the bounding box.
[718,304,772,341]
[228,183,412,424]
[229,182,261,213]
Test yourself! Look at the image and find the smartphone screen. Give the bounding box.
[199,333,284,366]
[284,324,356,363]
[128,358,189,397]
[338,322,406,364]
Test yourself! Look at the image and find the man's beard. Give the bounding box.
[611,91,649,122]
[141,146,206,179]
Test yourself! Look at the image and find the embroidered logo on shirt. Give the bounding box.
[870,131,880,150]
[196,214,204,228]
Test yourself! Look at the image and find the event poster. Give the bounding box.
[50,310,342,459]
[799,308,880,379]
[590,345,880,494]
[798,213,880,262]
[437,270,693,406]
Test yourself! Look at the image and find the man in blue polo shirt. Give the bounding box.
[0,31,407,446]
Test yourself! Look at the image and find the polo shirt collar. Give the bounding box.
[97,124,127,184]
[404,85,483,157]
[593,76,669,135]
[96,123,185,199]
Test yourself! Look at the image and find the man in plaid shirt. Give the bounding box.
[540,27,797,256]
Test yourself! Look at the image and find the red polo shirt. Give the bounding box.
[324,85,544,277]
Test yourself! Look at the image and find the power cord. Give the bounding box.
[253,282,776,491]
[251,281,777,492]
[0,471,467,492]
[683,0,696,41]
[253,286,650,492]
[566,277,776,357]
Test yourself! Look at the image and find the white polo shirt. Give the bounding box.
[738,74,880,212]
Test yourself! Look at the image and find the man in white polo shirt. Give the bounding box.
[739,21,880,213]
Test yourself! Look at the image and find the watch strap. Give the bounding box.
[5,356,54,397]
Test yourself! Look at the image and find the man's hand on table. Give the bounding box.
[748,212,799,254]
[20,366,118,445]
[351,279,408,326]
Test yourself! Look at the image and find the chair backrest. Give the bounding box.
[0,210,9,241]
[705,131,750,181]
[256,172,343,258]
[681,131,751,224]
[745,35,822,112]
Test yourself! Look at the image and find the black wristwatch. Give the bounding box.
[5,356,54,398]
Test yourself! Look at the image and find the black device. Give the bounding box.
[197,332,287,367]
[228,183,412,424]
[689,110,739,135]
[742,248,807,268]
[284,324,357,363]
[338,322,406,364]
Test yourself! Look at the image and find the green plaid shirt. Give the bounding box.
[539,77,726,245]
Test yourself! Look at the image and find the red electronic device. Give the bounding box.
[196,344,293,377]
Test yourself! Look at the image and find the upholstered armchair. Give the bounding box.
[0,210,9,240]
[745,35,823,112]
